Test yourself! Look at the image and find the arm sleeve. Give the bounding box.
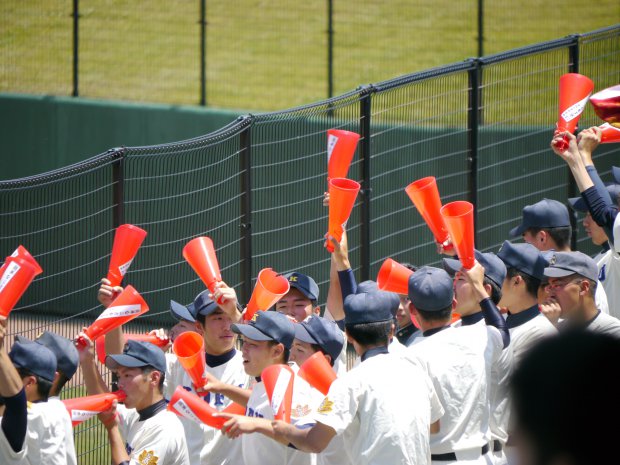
[1,389,27,453]
[582,186,618,241]
[337,269,357,303]
[586,165,612,206]
[480,298,510,349]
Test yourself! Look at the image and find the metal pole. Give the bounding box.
[567,35,580,251]
[477,0,484,57]
[200,0,207,105]
[359,87,373,281]
[72,0,79,96]
[467,60,481,241]
[239,118,253,304]
[327,0,334,99]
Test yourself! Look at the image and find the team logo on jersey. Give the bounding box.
[137,449,159,465]
[317,397,333,414]
[251,312,260,322]
[292,403,311,417]
[599,264,606,282]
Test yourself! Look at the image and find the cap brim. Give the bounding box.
[170,300,196,323]
[231,323,274,342]
[294,323,318,345]
[509,223,526,238]
[543,266,575,278]
[14,335,35,345]
[568,197,587,212]
[105,354,149,371]
[442,258,462,275]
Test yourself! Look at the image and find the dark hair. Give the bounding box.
[526,226,572,250]
[484,277,502,305]
[267,340,290,364]
[506,267,541,298]
[17,367,53,400]
[511,331,620,465]
[52,373,71,396]
[416,305,453,322]
[309,343,335,367]
[400,262,418,272]
[142,367,165,393]
[345,320,392,346]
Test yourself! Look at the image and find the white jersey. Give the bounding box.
[47,396,77,465]
[163,350,251,465]
[0,400,71,465]
[407,324,503,462]
[316,351,444,465]
[117,404,189,465]
[506,306,557,366]
[352,336,406,368]
[596,232,620,319]
[243,368,319,465]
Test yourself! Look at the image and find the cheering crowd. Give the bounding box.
[1,127,620,465]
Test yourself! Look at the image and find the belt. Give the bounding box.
[493,440,503,452]
[431,444,489,461]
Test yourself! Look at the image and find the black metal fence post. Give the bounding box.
[567,34,581,251]
[239,117,253,304]
[200,0,207,106]
[359,86,373,281]
[72,0,79,96]
[477,0,484,57]
[327,0,334,100]
[467,59,482,242]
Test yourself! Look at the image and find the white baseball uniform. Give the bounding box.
[47,396,77,465]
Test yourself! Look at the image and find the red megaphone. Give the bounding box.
[95,332,170,365]
[62,391,127,426]
[326,178,361,253]
[376,258,415,295]
[106,224,147,287]
[244,268,291,321]
[298,351,337,395]
[327,129,360,180]
[554,73,595,152]
[0,245,43,278]
[599,123,620,143]
[262,364,295,422]
[0,257,38,318]
[590,84,620,128]
[405,177,452,250]
[167,386,246,428]
[440,201,475,270]
[173,331,207,391]
[78,285,149,347]
[183,237,224,303]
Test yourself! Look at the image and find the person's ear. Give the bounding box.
[313,306,321,316]
[271,343,285,360]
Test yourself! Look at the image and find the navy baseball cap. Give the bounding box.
[344,291,393,326]
[357,280,378,293]
[294,316,344,362]
[497,241,549,281]
[193,290,219,317]
[106,340,166,374]
[16,331,79,379]
[569,183,620,212]
[9,339,57,382]
[509,198,570,238]
[356,281,399,316]
[231,311,295,349]
[408,266,454,312]
[543,251,599,283]
[443,250,507,288]
[170,299,197,323]
[283,272,319,302]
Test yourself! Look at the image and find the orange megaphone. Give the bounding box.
[183,237,223,300]
[262,364,295,422]
[405,177,452,250]
[173,331,207,391]
[376,258,414,295]
[78,285,149,347]
[440,201,475,270]
[0,245,43,278]
[590,84,620,128]
[244,268,291,321]
[106,224,147,287]
[95,332,170,365]
[451,312,461,324]
[0,257,38,318]
[554,73,595,152]
[327,129,360,180]
[62,391,127,426]
[599,123,620,143]
[326,178,361,253]
[298,351,337,395]
[167,386,231,428]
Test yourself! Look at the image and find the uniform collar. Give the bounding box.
[206,348,236,368]
[138,398,167,422]
[460,311,485,326]
[506,304,540,329]
[396,323,418,344]
[360,345,389,362]
[422,325,451,338]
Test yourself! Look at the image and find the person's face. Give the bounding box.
[200,309,236,355]
[583,212,608,246]
[522,230,547,251]
[275,288,317,323]
[169,319,201,342]
[116,366,152,410]
[240,336,282,377]
[453,271,479,316]
[396,295,412,328]
[546,275,584,319]
[289,339,318,367]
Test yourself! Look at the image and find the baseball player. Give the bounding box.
[407,264,508,464]
[0,316,73,465]
[270,291,444,465]
[77,334,190,465]
[275,272,321,323]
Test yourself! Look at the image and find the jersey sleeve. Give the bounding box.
[314,376,357,435]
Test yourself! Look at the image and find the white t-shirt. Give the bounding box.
[163,350,251,465]
[0,400,70,465]
[117,404,189,465]
[584,311,620,338]
[243,368,319,465]
[316,351,444,465]
[408,324,503,459]
[47,396,77,465]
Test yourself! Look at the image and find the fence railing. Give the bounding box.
[0,26,619,464]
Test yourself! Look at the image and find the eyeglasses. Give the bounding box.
[547,278,583,291]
